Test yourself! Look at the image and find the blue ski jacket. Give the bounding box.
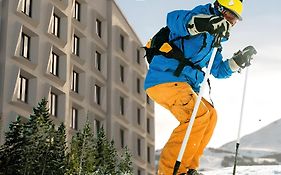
[144,3,235,92]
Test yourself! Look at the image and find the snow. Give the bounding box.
[202,165,281,175]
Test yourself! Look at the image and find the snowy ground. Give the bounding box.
[202,165,281,175]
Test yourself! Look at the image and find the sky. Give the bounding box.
[114,0,281,149]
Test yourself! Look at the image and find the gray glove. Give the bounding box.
[232,46,257,69]
[187,14,231,37]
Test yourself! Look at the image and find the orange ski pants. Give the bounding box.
[146,82,217,174]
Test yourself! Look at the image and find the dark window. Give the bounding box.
[95,51,101,71]
[21,0,32,17]
[120,65,124,83]
[137,169,141,175]
[72,35,80,56]
[94,119,101,134]
[50,52,59,76]
[71,71,79,93]
[94,84,101,105]
[137,138,141,156]
[21,33,30,59]
[146,95,151,105]
[71,107,78,130]
[50,92,58,117]
[17,75,28,103]
[96,19,102,38]
[137,108,141,125]
[137,78,141,93]
[147,146,151,163]
[120,97,125,115]
[120,34,124,51]
[120,129,125,148]
[147,117,150,133]
[73,1,80,21]
[52,14,60,37]
[137,49,140,64]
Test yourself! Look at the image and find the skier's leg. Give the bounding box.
[189,98,217,170]
[146,82,211,174]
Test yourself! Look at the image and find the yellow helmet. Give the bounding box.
[217,0,243,20]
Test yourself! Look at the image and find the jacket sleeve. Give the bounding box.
[210,49,234,79]
[166,5,210,37]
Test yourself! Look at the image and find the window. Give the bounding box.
[147,146,151,163]
[137,108,141,125]
[96,19,102,38]
[120,129,125,148]
[72,35,80,56]
[73,1,80,21]
[17,75,28,103]
[146,95,151,105]
[147,117,150,133]
[137,49,140,64]
[94,119,101,134]
[120,65,124,83]
[137,138,141,156]
[71,71,79,93]
[95,51,101,71]
[21,0,32,17]
[21,33,30,59]
[120,34,124,51]
[137,169,141,175]
[50,52,59,76]
[71,107,78,130]
[137,78,141,93]
[52,13,60,37]
[94,84,101,105]
[120,97,124,115]
[50,92,57,117]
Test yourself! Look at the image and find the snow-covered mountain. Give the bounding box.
[200,118,281,170]
[220,118,281,157]
[202,165,281,175]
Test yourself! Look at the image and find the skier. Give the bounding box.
[144,0,257,174]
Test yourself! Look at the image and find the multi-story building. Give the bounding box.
[0,0,155,174]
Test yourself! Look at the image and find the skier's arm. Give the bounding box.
[210,50,234,79]
[211,46,257,78]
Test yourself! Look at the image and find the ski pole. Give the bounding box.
[232,67,249,175]
[173,34,222,175]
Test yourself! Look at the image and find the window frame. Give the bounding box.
[120,96,125,116]
[120,34,125,51]
[96,19,102,38]
[73,1,81,21]
[50,92,58,117]
[71,71,79,93]
[71,107,78,130]
[72,34,80,56]
[52,13,60,37]
[94,84,101,105]
[21,33,30,59]
[95,51,101,71]
[120,65,124,83]
[21,0,32,17]
[17,75,28,103]
[50,52,59,76]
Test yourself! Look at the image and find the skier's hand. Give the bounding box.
[187,14,231,37]
[232,46,257,69]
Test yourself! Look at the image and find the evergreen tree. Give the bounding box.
[0,117,26,175]
[67,121,96,175]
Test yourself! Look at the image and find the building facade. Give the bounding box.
[0,0,155,174]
